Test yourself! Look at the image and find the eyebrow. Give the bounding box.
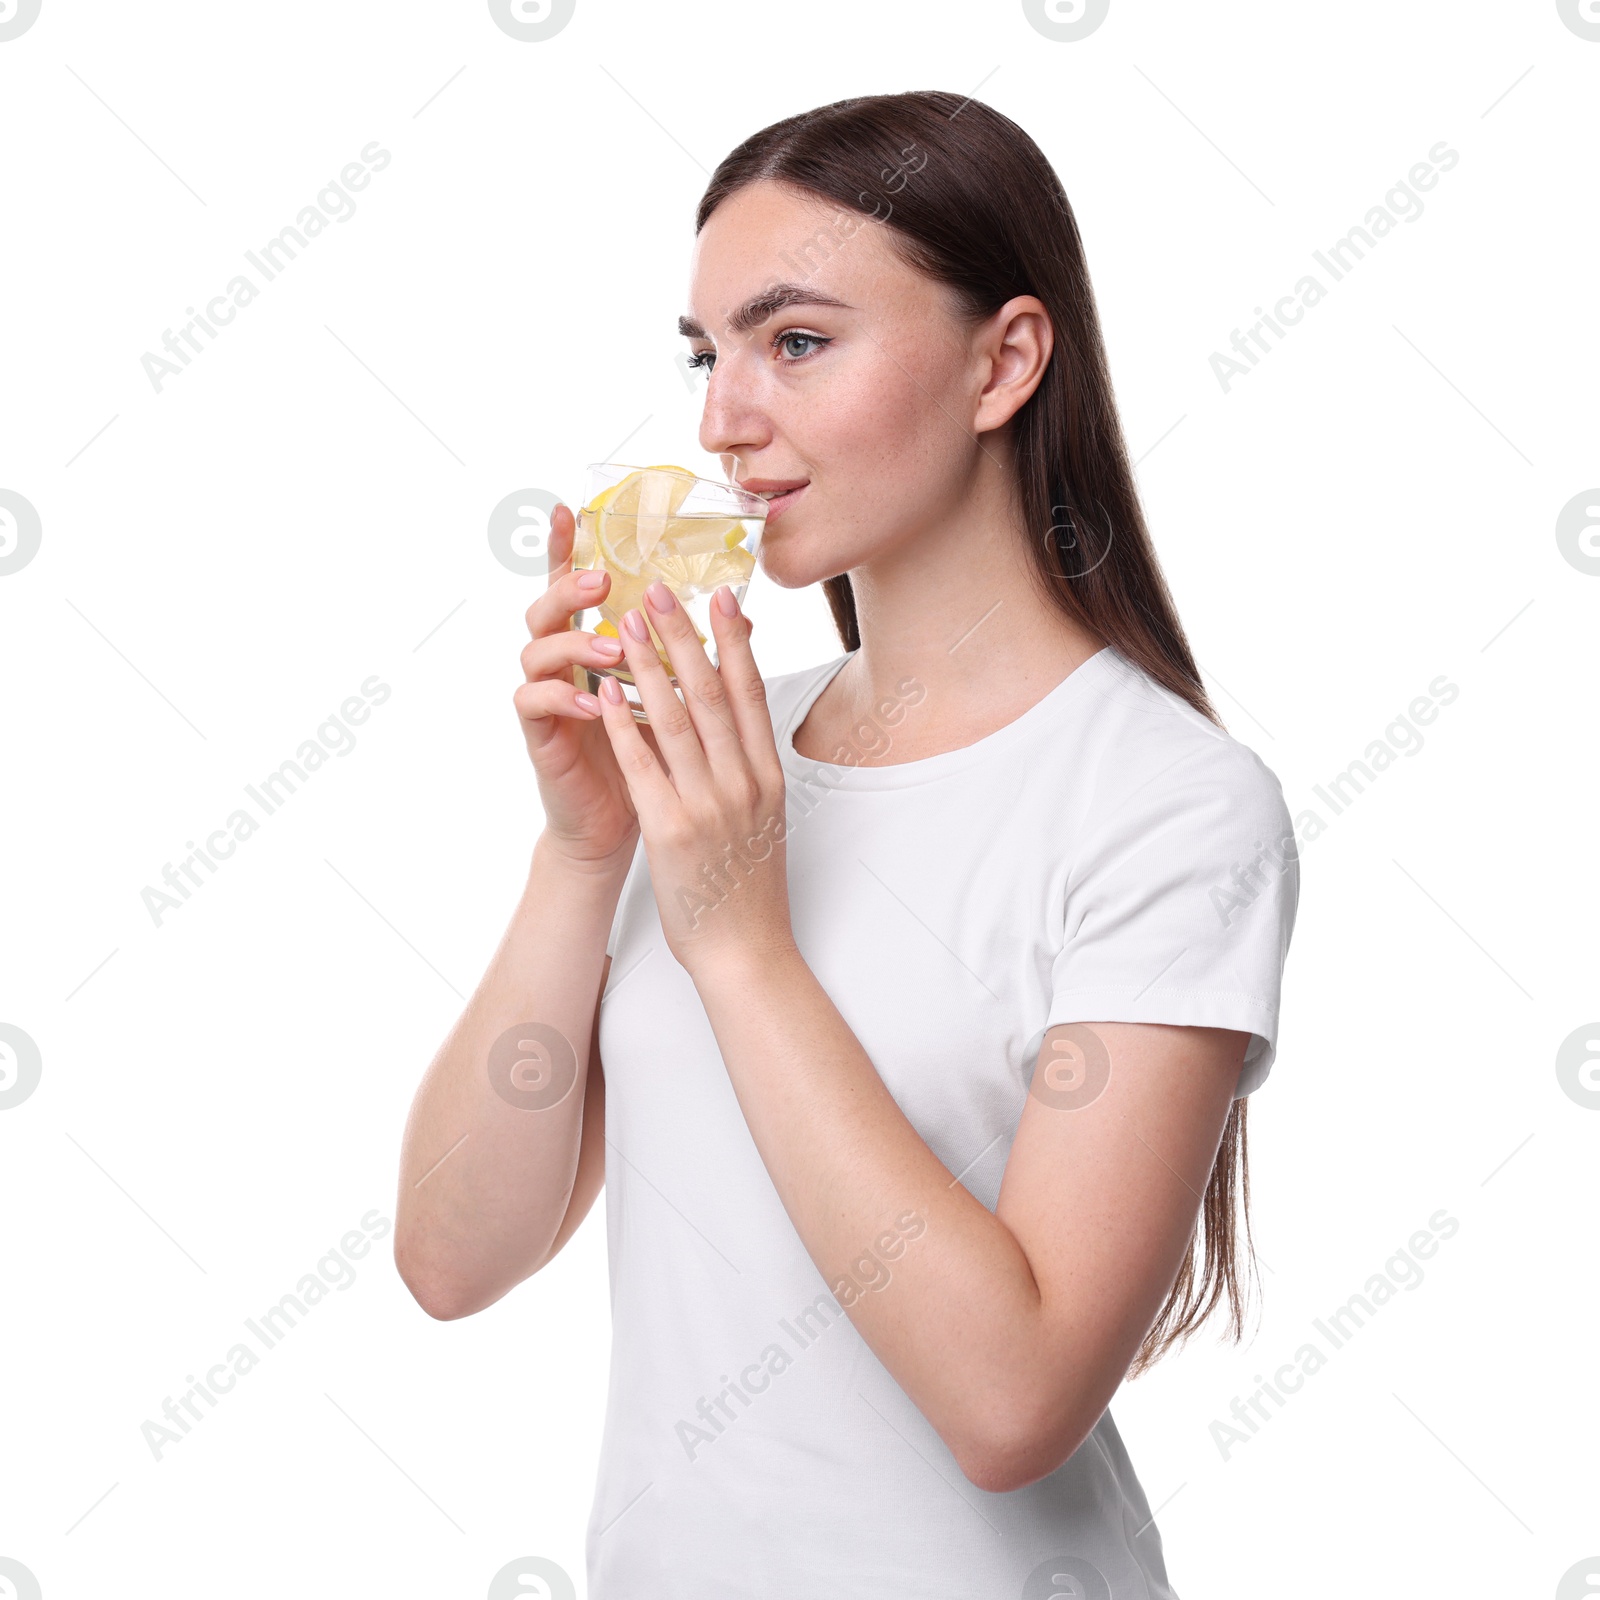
[679,283,855,342]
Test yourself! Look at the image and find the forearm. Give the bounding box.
[394,831,631,1317]
[689,945,1048,1480]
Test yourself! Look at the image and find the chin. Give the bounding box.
[756,519,859,593]
[758,551,843,593]
[754,542,815,591]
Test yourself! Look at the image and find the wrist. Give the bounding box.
[532,830,638,885]
[687,933,805,994]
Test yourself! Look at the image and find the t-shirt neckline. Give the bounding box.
[779,644,1119,789]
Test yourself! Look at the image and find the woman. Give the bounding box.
[396,90,1298,1598]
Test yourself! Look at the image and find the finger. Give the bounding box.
[706,583,779,770]
[639,580,746,758]
[522,503,614,694]
[617,603,714,793]
[524,558,610,644]
[549,501,574,581]
[520,627,626,686]
[513,676,604,755]
[594,670,680,815]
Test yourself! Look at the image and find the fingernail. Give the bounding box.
[646,580,675,612]
[574,692,601,713]
[624,609,649,641]
[600,673,624,702]
[577,569,605,590]
[594,635,623,657]
[715,585,738,618]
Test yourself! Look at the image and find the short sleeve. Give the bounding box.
[1044,743,1299,1097]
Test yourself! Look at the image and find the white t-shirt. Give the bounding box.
[586,643,1298,1598]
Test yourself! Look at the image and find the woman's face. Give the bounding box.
[683,179,995,590]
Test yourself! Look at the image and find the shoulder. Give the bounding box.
[1073,648,1293,852]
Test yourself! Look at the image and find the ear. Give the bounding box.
[972,295,1053,435]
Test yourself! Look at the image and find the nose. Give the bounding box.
[696,341,771,468]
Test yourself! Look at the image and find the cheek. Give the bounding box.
[807,348,967,501]
[802,364,902,458]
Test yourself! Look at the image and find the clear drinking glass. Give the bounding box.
[569,463,768,723]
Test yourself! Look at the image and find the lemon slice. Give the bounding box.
[585,465,697,576]
[651,516,746,558]
[583,465,751,575]
[583,464,693,520]
[578,466,746,664]
[653,543,755,594]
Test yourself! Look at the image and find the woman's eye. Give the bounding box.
[684,332,828,374]
[777,332,828,361]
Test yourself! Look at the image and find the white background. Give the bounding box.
[1,1,1594,1596]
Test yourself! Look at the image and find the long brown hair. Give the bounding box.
[694,90,1256,1376]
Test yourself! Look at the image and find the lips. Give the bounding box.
[761,485,806,523]
[737,478,809,525]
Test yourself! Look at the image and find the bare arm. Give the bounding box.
[528,998,608,1276]
[393,833,627,1320]
[692,942,1246,1492]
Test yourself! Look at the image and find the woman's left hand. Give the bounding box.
[592,579,796,978]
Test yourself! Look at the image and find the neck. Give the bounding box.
[838,459,1106,729]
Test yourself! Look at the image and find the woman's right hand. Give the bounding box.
[514,502,649,871]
